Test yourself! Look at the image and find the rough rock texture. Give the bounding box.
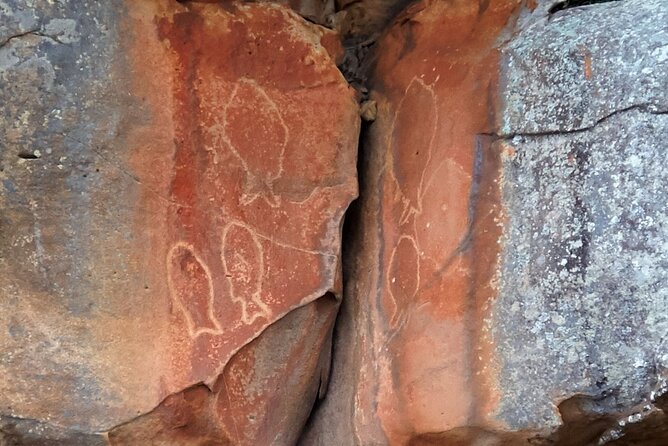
[0,0,357,443]
[109,295,338,445]
[304,0,668,444]
[333,0,411,39]
[492,0,668,437]
[283,0,336,25]
[302,1,524,443]
[500,0,668,135]
[3,0,668,444]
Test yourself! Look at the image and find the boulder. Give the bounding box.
[493,0,668,438]
[0,0,357,443]
[302,0,668,444]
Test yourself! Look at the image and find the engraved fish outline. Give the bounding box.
[167,242,224,337]
[221,78,289,208]
[221,221,272,325]
[390,77,438,226]
[386,233,421,327]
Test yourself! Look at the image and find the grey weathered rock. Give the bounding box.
[500,0,668,135]
[0,0,136,436]
[494,109,668,430]
[492,0,668,436]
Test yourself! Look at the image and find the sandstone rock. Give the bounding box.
[109,296,338,445]
[334,0,410,39]
[303,0,668,444]
[284,0,336,26]
[3,0,668,443]
[0,0,357,443]
[302,0,523,443]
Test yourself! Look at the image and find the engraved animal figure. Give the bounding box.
[167,243,223,337]
[385,77,437,327]
[221,222,271,325]
[386,234,420,327]
[223,78,288,207]
[391,77,438,225]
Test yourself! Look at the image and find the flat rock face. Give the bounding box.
[3,0,668,444]
[0,0,357,442]
[304,0,668,444]
[500,0,668,135]
[492,0,668,433]
[302,1,522,443]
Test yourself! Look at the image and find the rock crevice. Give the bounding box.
[1,0,667,445]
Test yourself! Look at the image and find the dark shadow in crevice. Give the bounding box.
[17,151,40,160]
[548,393,618,445]
[549,0,619,14]
[296,109,374,443]
[336,0,420,99]
[548,390,668,446]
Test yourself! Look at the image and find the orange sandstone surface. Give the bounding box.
[118,1,358,441]
[0,1,357,443]
[302,1,526,443]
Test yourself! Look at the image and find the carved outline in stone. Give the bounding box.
[385,77,438,327]
[390,77,438,226]
[221,78,289,208]
[221,221,272,325]
[167,242,224,338]
[386,233,421,327]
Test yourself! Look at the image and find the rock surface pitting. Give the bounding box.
[1,0,667,444]
[1,0,357,443]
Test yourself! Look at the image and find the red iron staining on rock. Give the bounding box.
[391,78,437,225]
[4,0,666,444]
[167,243,222,336]
[302,0,521,443]
[373,2,522,439]
[117,0,358,441]
[223,80,289,207]
[109,296,338,445]
[220,222,269,325]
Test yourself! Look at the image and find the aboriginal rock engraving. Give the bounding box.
[302,1,521,443]
[385,77,437,328]
[156,4,357,377]
[221,221,271,325]
[0,1,358,442]
[223,78,289,207]
[8,0,668,444]
[167,243,223,337]
[392,78,437,226]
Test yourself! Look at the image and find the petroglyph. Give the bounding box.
[167,243,224,337]
[221,221,272,325]
[223,78,289,207]
[390,77,438,225]
[384,77,437,327]
[252,231,333,257]
[386,234,421,326]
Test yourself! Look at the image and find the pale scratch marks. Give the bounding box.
[222,78,288,208]
[386,234,421,327]
[167,242,224,338]
[384,77,437,327]
[252,230,333,257]
[167,76,339,337]
[167,219,332,337]
[390,77,438,226]
[221,221,271,325]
